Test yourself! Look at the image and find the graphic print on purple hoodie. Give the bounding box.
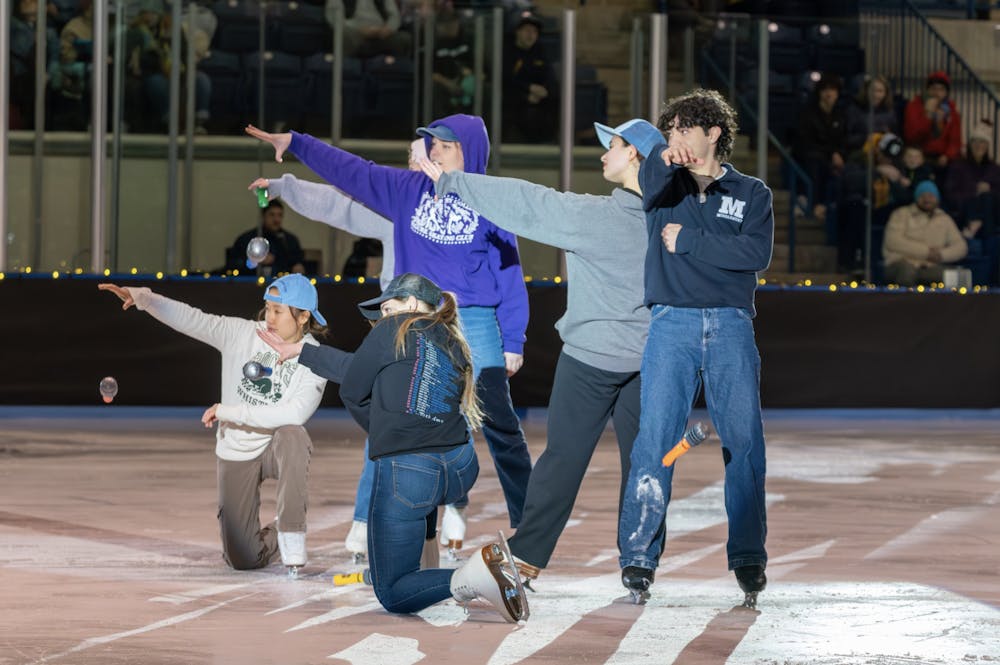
[287,114,528,354]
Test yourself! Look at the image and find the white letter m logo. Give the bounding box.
[717,196,746,223]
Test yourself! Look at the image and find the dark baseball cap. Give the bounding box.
[357,273,444,320]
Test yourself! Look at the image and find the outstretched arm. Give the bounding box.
[430,165,608,253]
[257,328,354,384]
[245,124,425,220]
[249,175,395,244]
[98,283,249,351]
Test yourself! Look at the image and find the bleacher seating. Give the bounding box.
[243,51,306,130]
[363,55,416,138]
[274,2,331,56]
[302,53,364,136]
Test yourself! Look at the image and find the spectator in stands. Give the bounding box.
[883,180,967,286]
[51,0,92,130]
[10,0,60,129]
[794,72,847,222]
[842,139,911,272]
[47,0,80,30]
[431,3,476,118]
[944,120,1000,240]
[903,70,962,171]
[124,0,211,134]
[325,0,412,59]
[897,144,935,198]
[502,11,556,143]
[845,74,898,157]
[228,200,306,276]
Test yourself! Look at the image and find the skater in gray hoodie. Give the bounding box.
[420,118,665,584]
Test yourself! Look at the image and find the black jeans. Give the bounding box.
[508,351,644,569]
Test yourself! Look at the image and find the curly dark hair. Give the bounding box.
[658,88,739,162]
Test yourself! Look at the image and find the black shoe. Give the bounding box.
[621,565,654,592]
[734,564,767,593]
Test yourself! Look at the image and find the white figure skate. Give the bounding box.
[439,504,467,560]
[450,530,529,623]
[345,520,368,564]
[277,531,307,579]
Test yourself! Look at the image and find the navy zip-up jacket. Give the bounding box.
[640,142,774,316]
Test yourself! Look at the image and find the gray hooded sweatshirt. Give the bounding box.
[437,171,649,372]
[266,174,395,289]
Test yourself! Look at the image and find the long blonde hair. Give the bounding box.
[385,291,483,430]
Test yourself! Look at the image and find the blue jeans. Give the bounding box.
[457,306,532,527]
[352,306,531,527]
[368,443,479,614]
[618,306,768,572]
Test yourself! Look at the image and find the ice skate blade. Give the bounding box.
[286,566,301,580]
[741,591,759,609]
[351,552,366,565]
[629,589,650,605]
[493,530,530,622]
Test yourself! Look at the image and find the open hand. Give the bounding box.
[504,352,524,378]
[98,283,136,310]
[418,157,444,183]
[201,403,220,428]
[245,124,291,163]
[256,328,305,362]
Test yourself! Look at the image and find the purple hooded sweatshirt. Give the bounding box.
[288,114,528,354]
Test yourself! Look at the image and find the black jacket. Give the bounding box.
[339,315,471,460]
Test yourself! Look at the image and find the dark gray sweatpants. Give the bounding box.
[216,425,313,570]
[508,351,643,569]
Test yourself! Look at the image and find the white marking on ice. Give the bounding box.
[585,549,619,567]
[731,581,1000,664]
[865,499,999,560]
[485,571,623,665]
[286,600,381,632]
[487,544,724,665]
[328,633,425,664]
[769,539,836,564]
[415,602,469,627]
[149,582,253,605]
[32,593,256,663]
[266,586,360,615]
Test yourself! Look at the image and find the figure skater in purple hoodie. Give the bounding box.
[246,115,532,560]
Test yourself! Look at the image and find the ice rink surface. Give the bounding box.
[1,408,998,664]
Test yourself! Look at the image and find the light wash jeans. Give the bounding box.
[618,305,768,572]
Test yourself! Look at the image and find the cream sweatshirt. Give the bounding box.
[129,288,327,461]
[883,204,968,268]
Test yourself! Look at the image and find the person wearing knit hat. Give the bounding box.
[903,69,962,168]
[883,179,968,286]
[944,119,1000,280]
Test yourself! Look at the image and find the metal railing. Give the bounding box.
[862,0,1000,148]
[700,32,813,273]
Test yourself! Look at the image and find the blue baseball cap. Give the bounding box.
[914,180,940,201]
[416,124,460,142]
[263,274,327,326]
[594,119,663,159]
